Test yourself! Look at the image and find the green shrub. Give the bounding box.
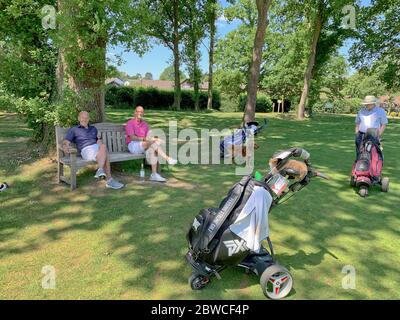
[313,98,363,114]
[1,84,79,142]
[0,82,16,112]
[220,94,240,112]
[332,98,363,114]
[105,86,135,108]
[105,86,221,110]
[239,93,273,112]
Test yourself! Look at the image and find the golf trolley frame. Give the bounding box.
[186,148,327,299]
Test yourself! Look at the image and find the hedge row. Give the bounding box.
[219,93,274,112]
[105,86,221,110]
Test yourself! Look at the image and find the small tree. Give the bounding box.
[144,72,153,80]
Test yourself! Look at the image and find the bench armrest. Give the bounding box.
[58,145,77,154]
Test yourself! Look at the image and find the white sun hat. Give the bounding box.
[361,95,378,105]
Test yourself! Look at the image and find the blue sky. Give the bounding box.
[107,0,238,79]
[107,0,370,79]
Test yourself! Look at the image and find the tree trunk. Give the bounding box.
[297,9,323,120]
[58,0,106,123]
[243,0,272,124]
[56,49,65,102]
[207,0,216,110]
[191,40,200,111]
[64,39,106,123]
[173,0,181,110]
[194,75,200,111]
[55,1,64,103]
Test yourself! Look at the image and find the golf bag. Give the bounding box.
[351,130,389,196]
[0,182,8,192]
[187,175,268,268]
[219,120,267,158]
[186,147,329,299]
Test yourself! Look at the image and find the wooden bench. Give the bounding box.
[55,123,145,190]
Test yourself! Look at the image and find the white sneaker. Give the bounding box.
[106,178,124,189]
[167,158,178,165]
[150,173,167,182]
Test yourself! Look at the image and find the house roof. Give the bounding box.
[105,78,124,86]
[126,79,209,91]
[129,79,175,89]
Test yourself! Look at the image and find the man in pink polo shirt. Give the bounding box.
[126,105,177,182]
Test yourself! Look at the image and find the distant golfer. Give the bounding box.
[355,95,388,157]
[63,111,124,189]
[125,106,177,182]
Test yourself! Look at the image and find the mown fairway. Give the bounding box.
[0,110,399,299]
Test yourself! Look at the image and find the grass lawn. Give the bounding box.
[0,109,399,299]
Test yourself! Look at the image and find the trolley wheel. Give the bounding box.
[260,264,293,300]
[381,177,389,192]
[189,273,210,290]
[359,186,368,197]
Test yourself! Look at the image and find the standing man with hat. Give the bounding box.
[355,95,388,157]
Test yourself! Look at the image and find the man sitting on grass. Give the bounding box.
[125,105,177,182]
[62,111,124,190]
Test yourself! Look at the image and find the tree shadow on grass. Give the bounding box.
[0,112,399,299]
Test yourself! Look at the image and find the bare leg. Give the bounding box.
[151,163,158,174]
[144,140,170,161]
[96,144,107,169]
[96,144,112,179]
[104,154,112,179]
[144,144,159,174]
[154,145,170,161]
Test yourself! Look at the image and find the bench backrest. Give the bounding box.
[55,122,128,155]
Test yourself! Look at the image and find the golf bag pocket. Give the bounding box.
[355,159,370,174]
[187,208,219,256]
[370,146,383,179]
[211,228,249,266]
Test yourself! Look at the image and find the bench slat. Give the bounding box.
[106,131,112,152]
[111,131,117,153]
[116,131,122,152]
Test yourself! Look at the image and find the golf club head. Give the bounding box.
[310,168,330,180]
[254,119,268,135]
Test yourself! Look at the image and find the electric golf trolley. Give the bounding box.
[351,128,389,197]
[186,147,329,299]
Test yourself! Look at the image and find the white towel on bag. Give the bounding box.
[229,186,273,252]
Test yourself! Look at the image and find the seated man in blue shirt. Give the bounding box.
[355,95,388,157]
[62,111,124,189]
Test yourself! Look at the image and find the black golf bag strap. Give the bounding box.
[202,175,252,251]
[266,236,275,261]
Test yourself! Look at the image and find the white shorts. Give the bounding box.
[81,144,99,161]
[128,141,145,154]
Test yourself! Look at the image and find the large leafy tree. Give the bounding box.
[293,0,357,119]
[307,52,349,112]
[260,2,310,108]
[0,0,58,142]
[159,65,186,81]
[214,0,257,100]
[349,0,400,91]
[342,71,387,99]
[55,0,148,122]
[0,0,57,99]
